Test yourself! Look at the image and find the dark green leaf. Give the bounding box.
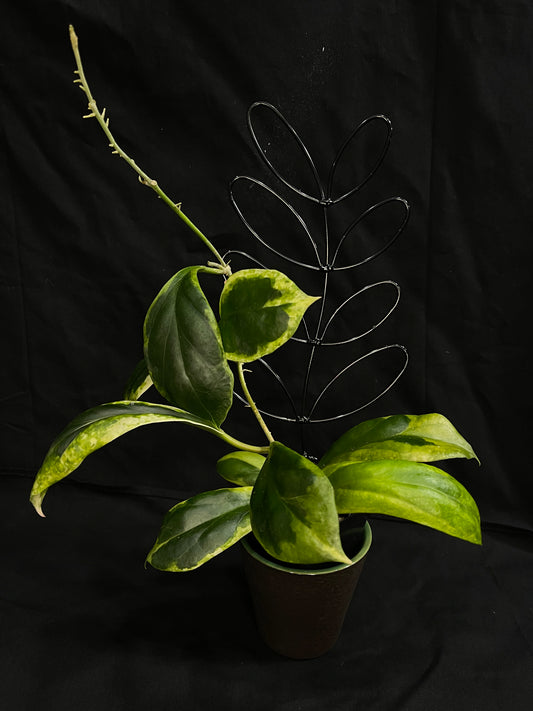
[216,450,265,486]
[144,266,234,426]
[250,442,351,565]
[328,459,481,544]
[146,487,252,571]
[320,413,478,470]
[123,358,152,400]
[30,401,227,516]
[219,269,319,362]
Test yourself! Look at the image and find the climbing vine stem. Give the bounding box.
[237,363,275,444]
[69,25,230,275]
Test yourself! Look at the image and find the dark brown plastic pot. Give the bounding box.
[241,521,372,659]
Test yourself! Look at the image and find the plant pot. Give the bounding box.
[241,520,372,659]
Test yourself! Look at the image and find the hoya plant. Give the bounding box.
[29,27,481,571]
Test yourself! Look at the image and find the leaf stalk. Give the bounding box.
[238,363,274,443]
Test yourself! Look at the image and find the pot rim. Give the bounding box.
[241,521,372,576]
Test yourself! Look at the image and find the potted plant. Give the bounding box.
[29,27,481,659]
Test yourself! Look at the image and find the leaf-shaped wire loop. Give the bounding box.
[332,196,410,270]
[327,114,392,204]
[307,344,409,423]
[319,280,401,346]
[247,101,324,202]
[230,176,322,269]
[233,358,300,422]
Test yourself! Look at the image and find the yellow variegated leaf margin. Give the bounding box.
[123,359,152,400]
[219,268,319,362]
[146,487,253,571]
[320,413,479,470]
[216,450,265,486]
[29,401,244,516]
[328,459,482,545]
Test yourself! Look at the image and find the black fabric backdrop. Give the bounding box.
[2,1,533,709]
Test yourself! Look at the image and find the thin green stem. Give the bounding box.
[198,265,231,277]
[218,429,270,455]
[69,25,230,275]
[237,363,274,444]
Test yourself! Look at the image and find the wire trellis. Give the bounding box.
[226,102,410,456]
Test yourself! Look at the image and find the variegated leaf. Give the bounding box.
[144,266,234,426]
[328,459,481,545]
[320,413,478,470]
[146,487,253,571]
[250,442,351,565]
[30,401,227,516]
[216,450,265,486]
[219,269,319,362]
[123,358,152,400]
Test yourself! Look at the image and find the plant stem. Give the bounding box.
[237,363,274,444]
[218,429,270,455]
[68,25,230,275]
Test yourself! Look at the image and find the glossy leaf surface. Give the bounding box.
[250,442,351,565]
[216,450,265,486]
[328,459,481,544]
[219,269,319,362]
[123,359,152,400]
[144,266,234,426]
[30,401,226,516]
[146,487,252,571]
[320,413,478,470]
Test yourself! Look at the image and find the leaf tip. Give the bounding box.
[473,527,483,545]
[30,493,46,518]
[338,551,354,566]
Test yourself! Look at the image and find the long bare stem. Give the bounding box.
[69,25,230,275]
[238,363,274,443]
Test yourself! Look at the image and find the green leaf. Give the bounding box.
[144,266,234,426]
[30,401,229,516]
[250,442,351,565]
[146,487,253,571]
[320,413,479,470]
[328,459,482,545]
[216,450,265,486]
[123,358,152,400]
[219,269,319,362]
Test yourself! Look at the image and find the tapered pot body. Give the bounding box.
[241,521,372,659]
